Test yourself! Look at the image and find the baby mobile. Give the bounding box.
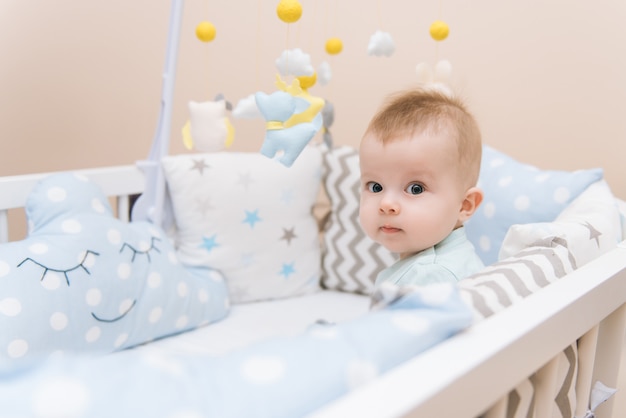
[416,6,453,92]
[316,0,344,148]
[252,0,330,167]
[366,0,396,58]
[363,0,453,91]
[178,1,456,169]
[181,11,236,153]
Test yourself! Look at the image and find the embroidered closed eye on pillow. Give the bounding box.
[162,145,323,303]
[464,146,604,266]
[0,173,230,362]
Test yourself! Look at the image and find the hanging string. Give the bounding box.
[206,40,212,97]
[323,0,329,42]
[435,0,443,64]
[256,0,262,89]
[308,0,317,56]
[205,0,213,97]
[332,0,338,35]
[326,0,339,97]
[285,23,291,78]
[295,0,302,48]
[327,0,337,68]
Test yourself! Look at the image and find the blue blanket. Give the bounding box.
[0,283,472,418]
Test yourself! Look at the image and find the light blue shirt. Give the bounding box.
[375,227,484,287]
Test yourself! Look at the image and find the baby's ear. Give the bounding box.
[458,187,483,223]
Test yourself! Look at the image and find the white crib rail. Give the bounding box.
[310,244,626,418]
[0,165,144,243]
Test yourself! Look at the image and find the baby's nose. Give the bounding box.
[379,195,400,214]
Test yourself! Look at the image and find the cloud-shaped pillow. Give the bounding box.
[0,173,230,362]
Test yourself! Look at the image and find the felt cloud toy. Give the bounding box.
[255,76,323,167]
[275,48,315,77]
[232,94,263,119]
[182,98,235,152]
[316,61,332,86]
[367,30,396,57]
[0,173,229,362]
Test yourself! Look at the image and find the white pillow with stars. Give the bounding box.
[162,145,323,303]
[464,146,603,266]
[500,180,621,268]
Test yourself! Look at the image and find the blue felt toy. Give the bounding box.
[0,173,229,362]
[255,76,324,167]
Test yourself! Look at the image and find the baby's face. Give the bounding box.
[359,130,467,259]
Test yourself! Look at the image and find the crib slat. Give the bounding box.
[592,303,626,418]
[117,195,130,222]
[531,355,560,417]
[483,397,507,418]
[0,209,7,243]
[574,325,600,417]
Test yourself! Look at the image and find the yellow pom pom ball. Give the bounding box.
[297,72,317,90]
[276,0,302,24]
[325,38,343,55]
[196,21,216,42]
[429,20,449,41]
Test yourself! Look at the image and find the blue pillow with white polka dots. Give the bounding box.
[0,173,230,362]
[465,146,603,266]
[0,283,472,418]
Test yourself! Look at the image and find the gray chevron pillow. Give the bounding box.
[320,146,397,295]
[369,237,578,418]
[458,237,578,418]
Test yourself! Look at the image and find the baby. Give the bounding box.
[359,88,484,287]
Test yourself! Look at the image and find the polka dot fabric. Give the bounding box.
[0,283,471,418]
[0,173,229,362]
[464,146,603,266]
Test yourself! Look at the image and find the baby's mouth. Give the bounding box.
[380,225,402,234]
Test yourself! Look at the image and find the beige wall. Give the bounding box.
[2,0,625,198]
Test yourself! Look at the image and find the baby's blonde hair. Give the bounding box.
[364,88,482,187]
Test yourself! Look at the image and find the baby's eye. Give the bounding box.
[366,182,383,193]
[406,183,424,195]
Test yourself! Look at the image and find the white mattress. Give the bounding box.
[130,290,370,357]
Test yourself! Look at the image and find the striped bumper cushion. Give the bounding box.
[459,236,576,321]
[371,237,575,315]
[320,146,396,294]
[458,237,578,418]
[502,344,577,418]
[370,237,579,418]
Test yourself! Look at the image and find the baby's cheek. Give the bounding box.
[357,206,370,230]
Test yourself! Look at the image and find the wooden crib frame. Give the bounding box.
[1,165,626,418]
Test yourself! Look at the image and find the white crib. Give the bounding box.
[1,163,625,418]
[314,247,626,418]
